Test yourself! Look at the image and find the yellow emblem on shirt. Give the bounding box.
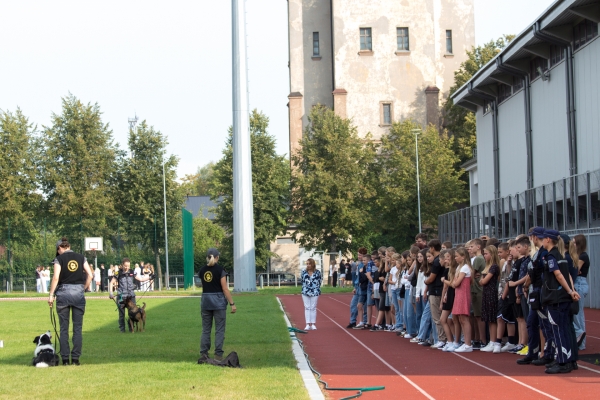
[67,260,78,272]
[204,271,213,282]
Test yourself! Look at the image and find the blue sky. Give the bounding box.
[0,0,555,178]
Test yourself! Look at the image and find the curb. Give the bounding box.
[276,297,324,400]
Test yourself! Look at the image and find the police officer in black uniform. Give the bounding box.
[540,229,580,374]
[109,258,153,333]
[198,248,236,362]
[48,237,93,365]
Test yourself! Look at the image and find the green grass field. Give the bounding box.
[0,293,313,400]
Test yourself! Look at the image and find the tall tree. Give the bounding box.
[193,217,225,269]
[39,94,122,245]
[114,121,183,284]
[0,109,40,285]
[373,120,467,247]
[210,110,290,270]
[290,105,376,254]
[444,35,515,164]
[180,162,215,196]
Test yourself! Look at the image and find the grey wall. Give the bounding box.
[530,61,570,186]
[574,37,600,174]
[476,107,495,203]
[498,90,527,198]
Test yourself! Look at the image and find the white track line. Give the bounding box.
[587,335,600,340]
[318,308,435,400]
[579,365,600,374]
[585,320,600,324]
[451,353,560,399]
[276,298,325,400]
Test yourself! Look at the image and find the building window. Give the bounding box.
[549,45,565,67]
[483,100,492,115]
[498,83,512,103]
[360,28,372,51]
[397,27,409,51]
[446,30,453,54]
[512,76,524,93]
[529,57,547,80]
[380,102,392,125]
[313,32,320,56]
[573,19,598,50]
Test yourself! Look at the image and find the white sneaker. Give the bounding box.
[311,325,317,330]
[455,344,473,353]
[493,342,502,354]
[404,334,414,339]
[432,341,445,349]
[410,337,420,343]
[480,342,495,352]
[305,325,310,331]
[443,342,458,352]
[501,343,516,353]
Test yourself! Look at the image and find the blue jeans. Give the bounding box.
[390,288,403,329]
[403,286,417,335]
[573,276,588,349]
[350,288,359,324]
[417,297,433,341]
[415,293,424,329]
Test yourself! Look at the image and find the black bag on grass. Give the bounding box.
[198,351,242,368]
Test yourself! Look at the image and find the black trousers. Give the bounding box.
[55,284,86,360]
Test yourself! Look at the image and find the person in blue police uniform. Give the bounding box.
[540,229,580,374]
[109,258,154,333]
[198,248,236,362]
[517,227,548,365]
[48,237,94,365]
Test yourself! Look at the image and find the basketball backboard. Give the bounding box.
[84,237,103,252]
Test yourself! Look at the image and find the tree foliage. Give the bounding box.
[373,121,467,248]
[290,105,376,253]
[444,35,515,164]
[38,95,122,240]
[210,110,290,270]
[181,162,215,196]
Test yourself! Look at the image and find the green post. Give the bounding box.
[44,218,47,263]
[182,209,194,289]
[7,219,12,292]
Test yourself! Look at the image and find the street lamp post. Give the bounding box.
[412,129,422,233]
[162,157,170,289]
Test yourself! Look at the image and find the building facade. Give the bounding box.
[287,0,475,155]
[442,0,600,308]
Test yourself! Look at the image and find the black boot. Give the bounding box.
[545,363,573,374]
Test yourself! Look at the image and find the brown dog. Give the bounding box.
[123,297,146,333]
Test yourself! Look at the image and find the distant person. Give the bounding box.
[94,266,101,292]
[100,264,107,292]
[301,258,322,331]
[47,237,93,365]
[415,233,428,249]
[36,266,42,293]
[134,263,142,291]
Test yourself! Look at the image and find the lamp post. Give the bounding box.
[411,129,422,233]
[162,157,170,289]
[232,0,257,291]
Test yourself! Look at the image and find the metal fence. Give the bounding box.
[438,168,600,308]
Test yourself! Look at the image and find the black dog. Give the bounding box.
[32,331,60,367]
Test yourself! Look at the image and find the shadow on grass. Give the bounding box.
[0,295,296,369]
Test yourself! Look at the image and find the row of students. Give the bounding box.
[346,229,588,374]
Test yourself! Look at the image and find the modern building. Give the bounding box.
[287,0,475,155]
[441,0,600,308]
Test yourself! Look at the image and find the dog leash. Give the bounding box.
[49,306,60,353]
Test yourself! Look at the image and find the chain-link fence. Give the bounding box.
[0,214,184,293]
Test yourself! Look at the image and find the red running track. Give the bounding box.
[279,294,600,400]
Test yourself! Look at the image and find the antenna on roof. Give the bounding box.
[128,114,139,158]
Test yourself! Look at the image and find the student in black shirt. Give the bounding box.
[571,234,589,350]
[425,239,445,348]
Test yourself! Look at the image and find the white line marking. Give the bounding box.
[276,297,325,400]
[579,365,600,374]
[318,308,435,400]
[585,320,600,324]
[587,335,600,340]
[451,353,559,400]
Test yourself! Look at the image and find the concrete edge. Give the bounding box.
[276,297,325,400]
